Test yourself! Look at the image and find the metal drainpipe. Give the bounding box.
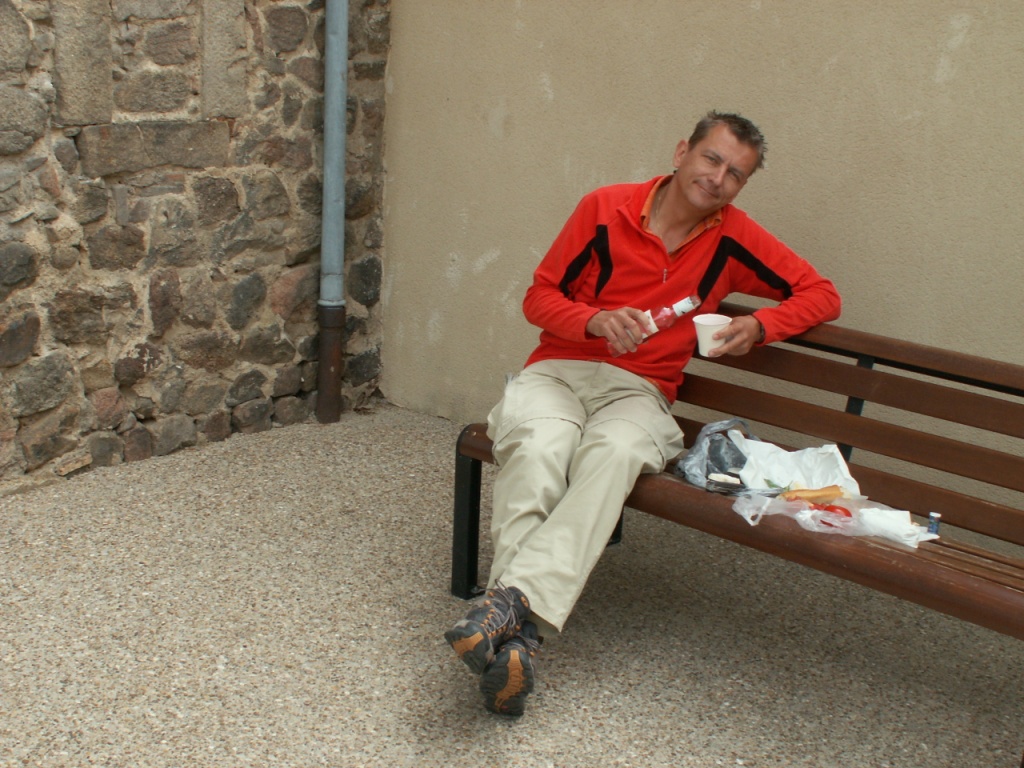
[315,0,348,423]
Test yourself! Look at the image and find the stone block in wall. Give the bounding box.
[273,395,308,426]
[87,431,123,468]
[192,176,239,225]
[114,342,163,387]
[180,271,217,328]
[0,242,38,301]
[200,0,247,119]
[48,284,137,345]
[296,335,317,361]
[299,361,317,392]
[51,0,113,126]
[72,179,110,224]
[348,255,381,307]
[243,170,290,219]
[231,397,272,434]
[0,167,20,212]
[0,425,21,476]
[0,0,30,72]
[0,309,39,367]
[286,57,322,91]
[346,347,380,388]
[114,69,191,113]
[148,197,200,267]
[81,356,116,393]
[152,364,186,413]
[112,0,188,21]
[145,21,196,65]
[226,272,266,330]
[18,405,80,471]
[226,369,267,407]
[89,387,129,431]
[0,85,47,156]
[151,413,196,456]
[182,378,227,415]
[77,121,230,178]
[200,410,231,442]
[240,324,296,365]
[345,177,377,220]
[269,263,318,322]
[173,330,237,372]
[297,174,322,215]
[272,364,301,397]
[252,135,313,171]
[264,5,308,53]
[1,352,75,418]
[122,424,153,463]
[86,224,146,271]
[149,269,182,338]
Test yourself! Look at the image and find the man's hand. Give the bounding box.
[586,308,650,356]
[706,314,763,357]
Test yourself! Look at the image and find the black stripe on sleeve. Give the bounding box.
[558,226,613,298]
[696,235,793,302]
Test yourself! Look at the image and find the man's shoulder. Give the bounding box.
[581,179,652,203]
[720,204,770,235]
[576,177,660,218]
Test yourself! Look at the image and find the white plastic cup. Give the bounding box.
[693,313,732,356]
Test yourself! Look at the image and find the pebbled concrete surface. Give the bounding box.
[1,402,1021,767]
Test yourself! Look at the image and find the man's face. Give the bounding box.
[670,124,760,215]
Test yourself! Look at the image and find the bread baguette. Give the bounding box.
[780,485,843,504]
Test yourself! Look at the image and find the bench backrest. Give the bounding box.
[676,302,1024,549]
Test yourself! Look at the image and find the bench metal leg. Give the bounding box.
[451,427,623,597]
[451,447,484,599]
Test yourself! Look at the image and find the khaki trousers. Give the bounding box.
[485,360,686,635]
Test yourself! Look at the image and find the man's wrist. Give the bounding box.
[755,317,766,344]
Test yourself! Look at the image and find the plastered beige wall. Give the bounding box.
[381,1,1024,424]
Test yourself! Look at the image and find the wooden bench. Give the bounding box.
[450,301,1024,646]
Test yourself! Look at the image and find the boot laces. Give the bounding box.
[486,581,525,638]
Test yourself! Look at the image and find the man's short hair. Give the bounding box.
[688,111,767,171]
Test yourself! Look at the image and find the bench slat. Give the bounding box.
[846,464,1024,547]
[918,542,1024,590]
[704,345,1024,438]
[679,375,1024,493]
[719,301,1024,396]
[623,471,1024,640]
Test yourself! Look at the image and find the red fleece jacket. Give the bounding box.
[523,175,842,401]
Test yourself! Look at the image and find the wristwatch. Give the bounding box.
[755,318,766,344]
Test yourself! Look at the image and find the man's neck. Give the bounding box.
[650,183,707,253]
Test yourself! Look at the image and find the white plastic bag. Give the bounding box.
[728,432,860,497]
[732,494,939,548]
[678,418,760,493]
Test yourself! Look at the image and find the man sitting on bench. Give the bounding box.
[445,111,842,716]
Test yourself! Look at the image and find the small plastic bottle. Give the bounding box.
[642,294,702,337]
[609,294,701,355]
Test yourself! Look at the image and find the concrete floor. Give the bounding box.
[1,402,1021,767]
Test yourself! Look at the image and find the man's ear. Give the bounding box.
[672,138,689,169]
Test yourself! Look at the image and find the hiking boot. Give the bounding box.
[445,582,531,675]
[479,621,541,716]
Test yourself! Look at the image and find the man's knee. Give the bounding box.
[493,416,582,468]
[577,417,676,473]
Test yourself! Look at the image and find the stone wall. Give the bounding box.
[0,0,389,484]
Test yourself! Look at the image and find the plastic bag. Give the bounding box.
[677,418,762,494]
[728,432,859,496]
[732,494,939,548]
